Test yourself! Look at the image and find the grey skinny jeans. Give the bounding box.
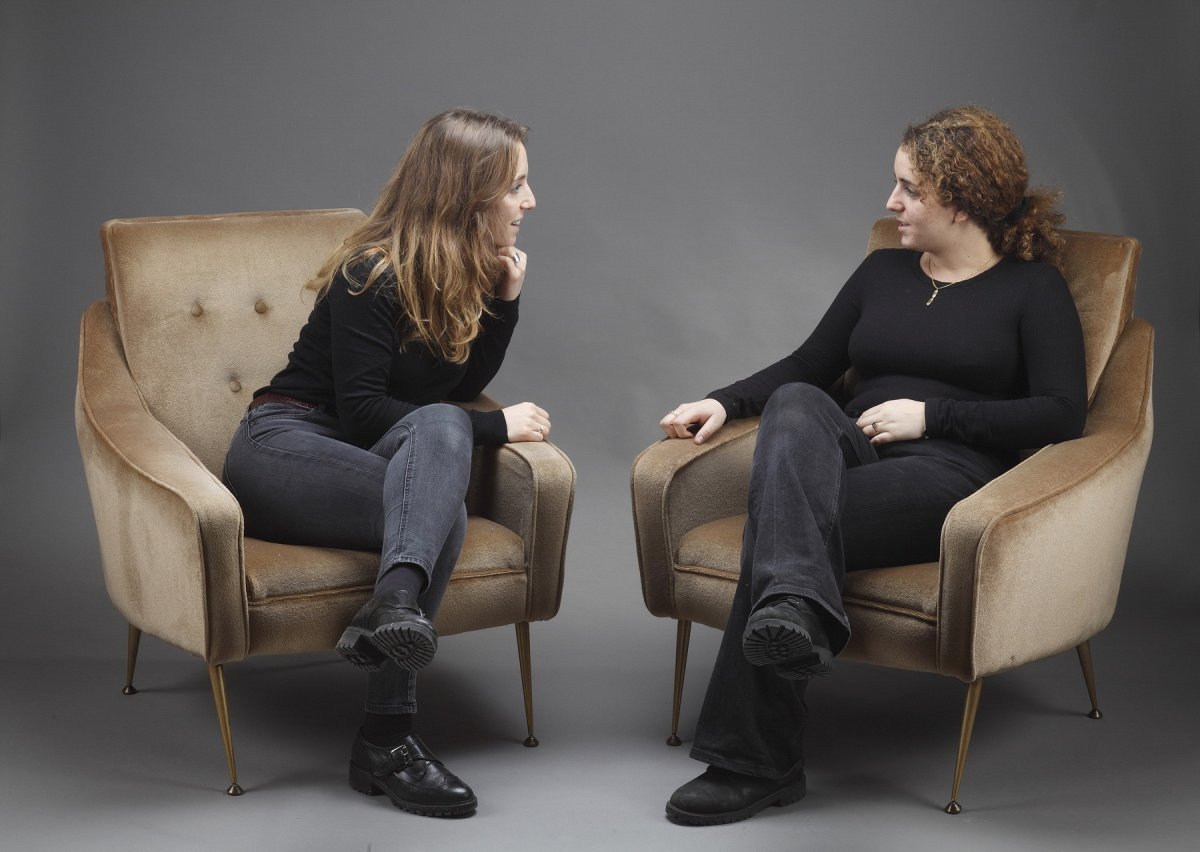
[222,401,473,714]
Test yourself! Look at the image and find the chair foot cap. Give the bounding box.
[121,685,138,696]
[944,800,962,815]
[523,736,539,748]
[226,783,244,796]
[666,735,682,747]
[1087,709,1103,720]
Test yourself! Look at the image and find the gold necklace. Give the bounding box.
[924,253,998,306]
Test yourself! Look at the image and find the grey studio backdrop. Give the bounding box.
[2,1,1199,850]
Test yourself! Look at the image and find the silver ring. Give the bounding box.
[513,252,521,263]
[871,421,881,435]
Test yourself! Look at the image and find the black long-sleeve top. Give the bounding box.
[708,249,1087,457]
[261,265,517,447]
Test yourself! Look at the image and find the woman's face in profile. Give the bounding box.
[886,146,954,252]
[488,143,535,247]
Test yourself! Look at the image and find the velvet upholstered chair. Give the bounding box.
[630,218,1153,813]
[76,209,575,795]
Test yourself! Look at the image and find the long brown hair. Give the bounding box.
[902,106,1065,269]
[311,108,527,363]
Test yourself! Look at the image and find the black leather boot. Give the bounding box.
[336,590,437,672]
[741,595,833,678]
[666,765,806,826]
[349,731,477,817]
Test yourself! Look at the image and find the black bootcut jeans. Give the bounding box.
[690,383,1009,779]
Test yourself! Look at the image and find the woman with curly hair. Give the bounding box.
[222,108,546,818]
[659,106,1085,825]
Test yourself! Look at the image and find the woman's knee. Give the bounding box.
[761,383,834,428]
[411,404,474,455]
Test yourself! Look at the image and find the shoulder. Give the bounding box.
[339,255,396,295]
[853,248,919,280]
[844,248,918,292]
[865,247,918,267]
[996,258,1077,321]
[997,258,1071,298]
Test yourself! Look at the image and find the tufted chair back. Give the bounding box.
[79,208,576,795]
[101,208,366,474]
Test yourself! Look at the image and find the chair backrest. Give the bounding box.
[866,217,1141,402]
[101,208,367,474]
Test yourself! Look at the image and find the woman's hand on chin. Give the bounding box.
[495,245,526,301]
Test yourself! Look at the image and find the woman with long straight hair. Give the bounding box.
[659,106,1086,825]
[223,108,547,818]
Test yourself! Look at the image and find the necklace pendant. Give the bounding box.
[926,290,938,306]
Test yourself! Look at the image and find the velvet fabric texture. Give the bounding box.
[631,218,1153,687]
[76,209,576,668]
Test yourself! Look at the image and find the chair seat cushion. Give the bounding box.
[245,515,526,602]
[677,514,939,621]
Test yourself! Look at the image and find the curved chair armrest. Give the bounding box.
[937,319,1154,680]
[630,418,760,617]
[75,301,248,663]
[467,435,576,623]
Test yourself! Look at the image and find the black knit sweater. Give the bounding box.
[260,265,517,447]
[708,249,1087,454]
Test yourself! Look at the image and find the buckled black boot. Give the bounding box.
[349,731,477,817]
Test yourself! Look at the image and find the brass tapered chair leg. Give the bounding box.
[1076,640,1103,720]
[515,623,538,747]
[667,620,692,746]
[944,679,983,815]
[122,625,142,695]
[207,664,244,796]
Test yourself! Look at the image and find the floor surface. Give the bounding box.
[4,478,1197,852]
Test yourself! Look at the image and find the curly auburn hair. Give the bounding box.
[311,109,527,364]
[902,106,1065,269]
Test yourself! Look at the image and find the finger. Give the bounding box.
[499,246,525,266]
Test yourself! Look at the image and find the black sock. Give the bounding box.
[362,712,415,747]
[374,562,427,600]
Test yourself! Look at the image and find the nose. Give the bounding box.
[523,186,536,211]
[886,184,903,212]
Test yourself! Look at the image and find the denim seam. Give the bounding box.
[241,432,385,480]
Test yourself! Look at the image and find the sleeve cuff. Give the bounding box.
[468,408,509,446]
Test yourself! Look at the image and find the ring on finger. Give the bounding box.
[871,421,881,435]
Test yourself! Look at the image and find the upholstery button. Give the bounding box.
[254,300,268,314]
[190,301,204,317]
[229,379,242,393]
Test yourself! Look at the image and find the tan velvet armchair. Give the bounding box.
[76,209,575,795]
[631,218,1153,813]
